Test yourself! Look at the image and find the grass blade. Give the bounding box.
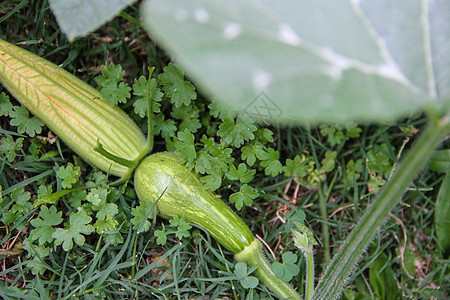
[435,168,450,256]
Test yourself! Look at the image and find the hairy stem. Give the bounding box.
[305,249,314,300]
[313,114,449,299]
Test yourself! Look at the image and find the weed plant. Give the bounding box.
[0,0,448,299]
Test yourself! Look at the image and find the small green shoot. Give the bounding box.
[292,222,317,300]
[2,188,33,229]
[154,224,167,245]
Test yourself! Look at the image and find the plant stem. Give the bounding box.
[318,185,330,265]
[146,67,155,154]
[292,222,317,300]
[236,239,301,300]
[312,114,450,300]
[305,249,314,300]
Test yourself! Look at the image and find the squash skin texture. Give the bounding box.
[0,38,149,179]
[134,152,255,254]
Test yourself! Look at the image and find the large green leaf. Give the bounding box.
[142,0,449,124]
[49,0,137,39]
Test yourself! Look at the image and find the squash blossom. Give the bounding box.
[0,39,149,179]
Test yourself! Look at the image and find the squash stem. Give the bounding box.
[94,139,140,168]
[236,239,301,299]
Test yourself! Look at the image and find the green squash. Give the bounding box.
[0,38,149,179]
[134,151,254,254]
[134,152,300,299]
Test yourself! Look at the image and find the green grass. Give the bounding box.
[0,0,449,299]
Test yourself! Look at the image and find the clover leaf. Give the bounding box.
[218,115,257,147]
[9,105,44,137]
[0,135,24,162]
[257,148,283,177]
[30,206,63,245]
[56,163,81,189]
[283,155,308,178]
[158,63,197,107]
[174,129,196,168]
[95,64,131,106]
[169,215,192,239]
[227,163,256,183]
[0,92,13,116]
[234,262,259,289]
[271,251,300,282]
[229,184,259,210]
[132,73,163,117]
[154,224,167,246]
[52,211,94,251]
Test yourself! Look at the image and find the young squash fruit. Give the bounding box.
[0,38,149,179]
[135,152,301,299]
